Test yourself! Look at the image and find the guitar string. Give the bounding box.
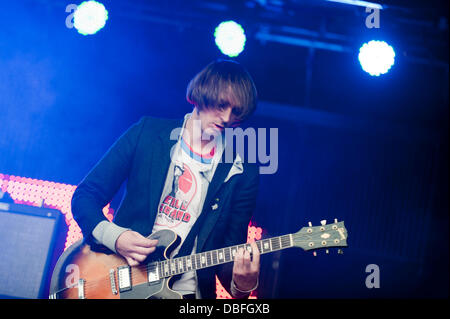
[65,230,339,290]
[111,237,293,277]
[69,235,331,291]
[63,238,291,292]
[63,236,340,293]
[78,231,337,290]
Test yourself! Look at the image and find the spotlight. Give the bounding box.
[73,1,108,36]
[358,40,395,76]
[214,21,246,57]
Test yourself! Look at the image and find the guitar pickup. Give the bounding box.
[117,266,132,292]
[147,262,160,285]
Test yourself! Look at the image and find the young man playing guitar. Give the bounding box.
[71,60,260,299]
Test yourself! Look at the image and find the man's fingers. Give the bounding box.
[125,256,139,267]
[133,234,158,248]
[132,245,156,256]
[129,252,148,263]
[233,244,261,274]
[234,248,244,268]
[249,241,260,266]
[243,250,251,268]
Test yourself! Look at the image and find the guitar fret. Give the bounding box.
[270,237,280,250]
[206,252,211,266]
[201,253,206,268]
[164,260,170,276]
[186,256,191,271]
[192,255,197,270]
[178,258,183,273]
[171,259,176,274]
[231,246,238,259]
[262,239,271,253]
[196,254,201,269]
[256,241,262,253]
[281,235,292,248]
[218,249,224,263]
[212,250,218,265]
[188,255,193,270]
[224,247,231,262]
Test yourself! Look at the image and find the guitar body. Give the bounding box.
[49,229,184,299]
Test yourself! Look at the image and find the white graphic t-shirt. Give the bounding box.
[152,136,217,249]
[152,119,222,295]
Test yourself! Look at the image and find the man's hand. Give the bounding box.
[232,241,260,292]
[115,230,158,266]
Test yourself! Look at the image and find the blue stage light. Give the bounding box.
[73,1,108,36]
[358,40,395,76]
[214,21,246,57]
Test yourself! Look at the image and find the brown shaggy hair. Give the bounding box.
[186,59,257,122]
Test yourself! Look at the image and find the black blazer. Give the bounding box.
[71,116,260,298]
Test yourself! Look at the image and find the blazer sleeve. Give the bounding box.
[71,117,147,240]
[215,163,260,298]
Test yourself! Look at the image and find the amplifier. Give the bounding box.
[0,201,64,299]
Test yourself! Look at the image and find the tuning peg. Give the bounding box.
[308,221,312,227]
[326,249,329,254]
[337,249,343,255]
[334,218,338,223]
[313,251,317,257]
[320,219,327,226]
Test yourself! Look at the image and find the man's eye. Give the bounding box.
[232,107,241,115]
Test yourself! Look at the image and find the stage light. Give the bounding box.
[358,40,395,76]
[73,1,108,36]
[214,21,246,57]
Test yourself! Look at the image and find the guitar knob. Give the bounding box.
[320,220,327,225]
[308,221,312,227]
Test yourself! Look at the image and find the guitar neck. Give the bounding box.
[153,234,293,279]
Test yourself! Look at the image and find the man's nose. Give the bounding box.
[221,107,233,126]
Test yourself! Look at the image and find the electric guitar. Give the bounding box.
[49,219,348,299]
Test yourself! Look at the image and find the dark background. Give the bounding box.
[0,0,448,298]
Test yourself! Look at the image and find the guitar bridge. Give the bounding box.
[109,269,118,295]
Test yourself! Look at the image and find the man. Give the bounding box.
[71,59,260,299]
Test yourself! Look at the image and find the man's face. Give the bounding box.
[193,106,241,138]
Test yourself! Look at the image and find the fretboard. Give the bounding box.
[152,234,293,279]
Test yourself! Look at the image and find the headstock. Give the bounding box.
[292,219,348,253]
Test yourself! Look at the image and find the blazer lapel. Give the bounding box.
[196,149,234,253]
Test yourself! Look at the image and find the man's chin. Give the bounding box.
[204,127,222,138]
